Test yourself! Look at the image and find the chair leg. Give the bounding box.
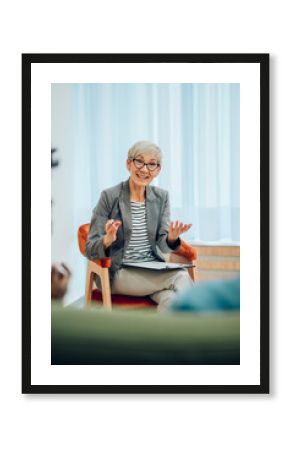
[85,265,93,306]
[85,260,112,310]
[100,269,112,311]
[188,263,198,282]
[192,265,198,282]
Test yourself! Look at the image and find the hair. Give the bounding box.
[127,140,162,164]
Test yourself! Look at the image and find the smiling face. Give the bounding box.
[126,152,161,187]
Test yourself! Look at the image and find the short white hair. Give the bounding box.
[127,141,162,164]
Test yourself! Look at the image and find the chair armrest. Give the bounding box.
[92,257,112,268]
[78,224,90,256]
[173,239,198,261]
[167,240,198,282]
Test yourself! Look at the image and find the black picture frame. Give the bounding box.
[22,53,269,394]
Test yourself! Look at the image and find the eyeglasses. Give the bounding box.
[131,158,160,172]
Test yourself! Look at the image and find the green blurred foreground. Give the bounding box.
[51,305,240,365]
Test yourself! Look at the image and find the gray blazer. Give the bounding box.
[86,178,180,284]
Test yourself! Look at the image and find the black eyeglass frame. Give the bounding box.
[131,158,161,172]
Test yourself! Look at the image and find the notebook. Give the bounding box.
[122,261,194,271]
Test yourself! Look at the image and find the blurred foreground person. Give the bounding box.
[51,263,72,300]
[168,277,240,313]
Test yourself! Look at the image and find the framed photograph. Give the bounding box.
[22,53,269,394]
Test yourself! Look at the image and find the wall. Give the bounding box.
[51,84,74,262]
[194,245,240,281]
[51,84,86,304]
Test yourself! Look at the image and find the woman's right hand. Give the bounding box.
[103,219,122,249]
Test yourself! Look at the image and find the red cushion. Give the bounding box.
[92,289,157,309]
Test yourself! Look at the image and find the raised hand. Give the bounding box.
[103,219,122,248]
[168,220,192,244]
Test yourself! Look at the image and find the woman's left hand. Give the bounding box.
[168,221,192,244]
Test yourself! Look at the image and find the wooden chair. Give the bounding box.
[78,223,198,310]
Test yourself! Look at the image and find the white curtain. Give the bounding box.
[73,83,240,243]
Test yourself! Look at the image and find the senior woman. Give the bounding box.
[85,141,193,311]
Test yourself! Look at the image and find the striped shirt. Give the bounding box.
[123,201,156,262]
